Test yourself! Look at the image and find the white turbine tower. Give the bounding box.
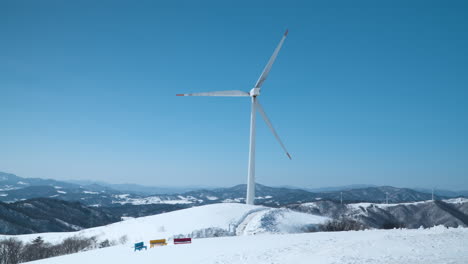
[176,30,291,205]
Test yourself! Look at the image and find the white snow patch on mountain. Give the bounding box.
[112,195,196,205]
[445,197,468,204]
[347,198,468,211]
[0,186,19,191]
[222,198,244,203]
[21,203,34,208]
[114,194,130,199]
[83,191,99,194]
[54,219,83,231]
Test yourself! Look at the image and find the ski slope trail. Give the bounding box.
[235,208,268,235]
[30,226,468,264]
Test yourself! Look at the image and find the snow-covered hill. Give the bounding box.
[30,226,468,264]
[2,203,328,244]
[289,198,468,229]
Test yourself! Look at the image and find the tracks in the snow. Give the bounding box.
[232,208,269,236]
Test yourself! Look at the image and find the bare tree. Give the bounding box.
[59,236,96,255]
[319,218,366,232]
[0,238,23,264]
[21,236,54,262]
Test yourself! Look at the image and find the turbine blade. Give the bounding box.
[176,90,249,97]
[254,29,288,89]
[255,100,291,159]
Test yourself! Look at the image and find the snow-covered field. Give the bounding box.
[30,226,468,264]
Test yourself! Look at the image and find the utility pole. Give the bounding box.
[432,187,434,201]
[340,192,343,205]
[386,192,389,204]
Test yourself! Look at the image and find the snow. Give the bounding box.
[3,202,468,263]
[347,198,468,211]
[21,203,34,208]
[236,208,324,235]
[0,185,20,191]
[347,202,375,210]
[445,197,468,204]
[54,219,82,231]
[206,196,218,200]
[222,198,244,203]
[2,203,328,244]
[300,202,320,209]
[83,191,99,194]
[345,201,432,216]
[114,194,130,199]
[57,190,67,194]
[0,193,7,197]
[256,195,273,200]
[29,227,468,264]
[113,195,196,205]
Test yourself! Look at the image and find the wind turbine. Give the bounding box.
[176,30,291,205]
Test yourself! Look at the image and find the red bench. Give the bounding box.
[174,238,192,244]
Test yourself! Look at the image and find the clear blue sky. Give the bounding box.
[1,0,467,190]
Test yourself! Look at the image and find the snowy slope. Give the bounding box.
[30,226,468,264]
[345,198,468,210]
[2,203,328,244]
[293,198,468,228]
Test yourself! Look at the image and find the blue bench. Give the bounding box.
[134,242,147,251]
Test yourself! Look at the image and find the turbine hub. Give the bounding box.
[250,88,260,97]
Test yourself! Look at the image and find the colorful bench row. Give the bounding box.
[134,238,192,251]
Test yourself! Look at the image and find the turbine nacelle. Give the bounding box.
[249,88,261,97]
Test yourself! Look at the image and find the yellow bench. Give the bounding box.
[150,239,167,247]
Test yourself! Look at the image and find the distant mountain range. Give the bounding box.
[1,172,467,207]
[66,179,215,195]
[302,184,378,192]
[0,172,79,191]
[0,198,119,235]
[2,197,467,236]
[1,171,468,235]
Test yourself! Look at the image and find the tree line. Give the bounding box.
[0,235,127,264]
